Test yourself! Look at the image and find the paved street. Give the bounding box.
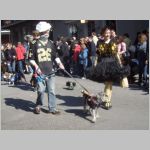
[1,74,149,130]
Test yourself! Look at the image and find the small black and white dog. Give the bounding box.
[81,90,103,123]
[66,81,76,90]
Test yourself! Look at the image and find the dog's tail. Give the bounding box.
[81,90,91,97]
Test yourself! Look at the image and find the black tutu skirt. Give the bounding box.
[87,56,130,82]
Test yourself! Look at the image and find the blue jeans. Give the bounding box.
[73,61,79,76]
[36,75,57,112]
[17,60,27,80]
[144,63,149,81]
[17,60,24,74]
[7,60,16,73]
[11,60,16,73]
[7,61,12,73]
[91,56,96,67]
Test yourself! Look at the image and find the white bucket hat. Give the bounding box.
[36,21,51,33]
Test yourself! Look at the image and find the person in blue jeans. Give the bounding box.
[29,21,64,115]
[4,43,16,74]
[135,33,147,86]
[78,43,88,79]
[143,46,149,89]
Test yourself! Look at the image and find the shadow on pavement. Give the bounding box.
[1,82,9,85]
[63,87,75,90]
[8,82,34,91]
[65,109,94,123]
[56,94,95,122]
[129,83,149,93]
[56,94,83,107]
[5,98,36,112]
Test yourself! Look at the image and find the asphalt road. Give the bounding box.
[1,74,149,130]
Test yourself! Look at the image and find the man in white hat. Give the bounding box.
[30,21,64,115]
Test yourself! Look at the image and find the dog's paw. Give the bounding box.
[89,108,93,114]
[96,113,100,118]
[91,117,96,123]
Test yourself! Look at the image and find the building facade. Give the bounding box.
[1,20,149,44]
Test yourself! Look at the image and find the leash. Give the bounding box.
[37,68,60,82]
[63,69,89,92]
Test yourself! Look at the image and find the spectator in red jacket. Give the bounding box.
[15,42,27,82]
[16,42,26,61]
[72,41,81,76]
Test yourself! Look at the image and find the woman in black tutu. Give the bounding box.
[94,26,130,109]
